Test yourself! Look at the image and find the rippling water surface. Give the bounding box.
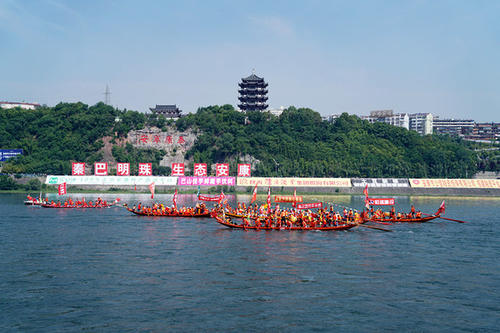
[1,193,499,332]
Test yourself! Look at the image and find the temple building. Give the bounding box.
[238,73,268,112]
[149,104,182,120]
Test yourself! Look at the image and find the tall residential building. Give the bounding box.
[0,101,40,110]
[433,118,475,136]
[467,123,500,141]
[362,110,410,130]
[409,113,433,135]
[238,73,269,112]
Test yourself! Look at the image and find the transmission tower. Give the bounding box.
[104,85,111,105]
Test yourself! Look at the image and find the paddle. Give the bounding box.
[423,213,467,224]
[357,224,393,232]
[437,216,467,223]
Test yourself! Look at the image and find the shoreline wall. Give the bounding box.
[37,175,500,196]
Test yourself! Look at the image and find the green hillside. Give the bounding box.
[177,105,478,178]
[0,103,480,178]
[0,102,159,174]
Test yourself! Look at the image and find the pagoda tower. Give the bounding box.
[238,73,268,112]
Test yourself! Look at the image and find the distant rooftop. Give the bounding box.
[242,74,265,82]
[149,104,182,118]
[0,101,41,110]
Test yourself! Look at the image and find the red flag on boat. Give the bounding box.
[58,182,67,196]
[172,189,177,209]
[173,189,178,209]
[219,191,226,205]
[250,184,258,204]
[292,188,297,208]
[267,186,271,214]
[149,182,155,199]
[363,185,370,209]
[436,200,445,215]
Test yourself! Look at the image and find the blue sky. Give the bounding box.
[1,0,499,121]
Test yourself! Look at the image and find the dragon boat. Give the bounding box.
[24,199,43,206]
[41,202,117,209]
[125,207,211,217]
[213,214,358,231]
[363,215,440,223]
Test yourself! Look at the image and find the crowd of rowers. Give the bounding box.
[223,202,364,228]
[223,203,424,227]
[125,202,210,215]
[368,205,422,220]
[42,197,112,208]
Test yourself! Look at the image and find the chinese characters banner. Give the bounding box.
[274,195,303,203]
[193,163,207,177]
[238,164,251,177]
[116,162,130,176]
[171,163,185,176]
[237,177,352,188]
[72,162,85,176]
[410,178,500,189]
[138,163,152,176]
[138,134,186,145]
[94,162,108,176]
[178,176,235,186]
[368,198,395,205]
[198,195,220,202]
[296,202,322,210]
[216,163,229,177]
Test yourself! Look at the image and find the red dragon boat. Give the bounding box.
[213,214,358,231]
[125,207,211,217]
[41,202,117,209]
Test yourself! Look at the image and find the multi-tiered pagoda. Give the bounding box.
[238,73,268,112]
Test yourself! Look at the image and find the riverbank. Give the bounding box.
[4,185,500,197]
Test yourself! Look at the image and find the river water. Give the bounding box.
[1,193,499,332]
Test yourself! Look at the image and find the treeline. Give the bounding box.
[0,102,166,174]
[1,103,479,178]
[177,105,478,178]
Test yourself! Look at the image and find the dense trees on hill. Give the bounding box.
[177,105,477,178]
[0,102,479,178]
[0,102,148,174]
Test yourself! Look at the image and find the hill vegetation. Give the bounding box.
[0,102,483,178]
[0,102,161,174]
[177,105,478,178]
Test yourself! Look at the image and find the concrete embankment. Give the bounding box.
[39,184,500,197]
[6,175,500,197]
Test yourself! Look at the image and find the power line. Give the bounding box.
[103,85,111,105]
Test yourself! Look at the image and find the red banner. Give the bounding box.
[198,195,220,202]
[368,198,395,205]
[250,184,258,204]
[296,202,322,210]
[58,182,67,195]
[149,182,155,199]
[274,195,303,203]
